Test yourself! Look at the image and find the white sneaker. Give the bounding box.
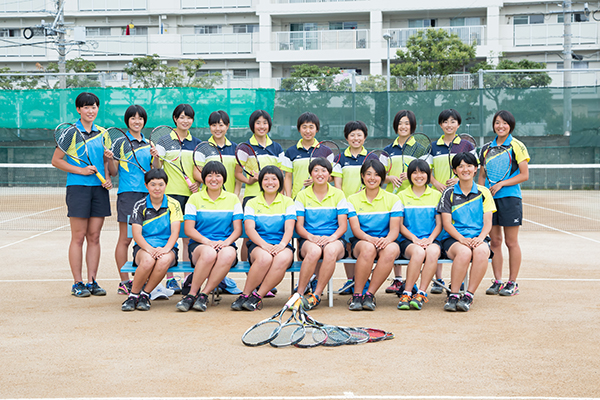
[150,283,173,300]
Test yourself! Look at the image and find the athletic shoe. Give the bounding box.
[363,279,371,295]
[165,277,182,294]
[386,278,403,293]
[71,282,91,298]
[444,294,459,312]
[150,283,173,300]
[410,293,428,310]
[117,280,132,295]
[457,293,473,312]
[486,279,504,295]
[231,294,249,311]
[264,290,276,298]
[176,294,196,312]
[218,277,242,295]
[337,279,354,295]
[348,294,363,311]
[303,293,321,310]
[193,293,209,312]
[430,279,445,294]
[362,292,376,311]
[499,281,519,296]
[121,296,138,311]
[136,293,151,311]
[309,279,318,294]
[242,292,263,311]
[271,287,278,295]
[86,279,106,296]
[181,273,194,296]
[397,293,411,310]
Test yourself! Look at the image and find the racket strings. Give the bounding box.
[485,149,512,182]
[242,320,281,346]
[296,326,328,347]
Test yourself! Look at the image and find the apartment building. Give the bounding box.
[1,0,599,88]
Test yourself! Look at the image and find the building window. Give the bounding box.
[558,13,589,23]
[0,28,20,37]
[557,61,589,69]
[233,24,259,33]
[195,25,222,34]
[232,69,259,79]
[121,26,147,35]
[290,23,318,31]
[514,15,544,25]
[196,70,223,77]
[408,19,436,28]
[450,17,481,26]
[86,27,111,36]
[329,22,358,30]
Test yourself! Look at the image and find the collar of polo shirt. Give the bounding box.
[296,138,319,149]
[344,147,367,157]
[209,136,232,148]
[249,134,273,148]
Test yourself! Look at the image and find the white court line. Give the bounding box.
[0,206,66,225]
[523,219,600,244]
[523,202,600,223]
[5,396,600,400]
[0,224,69,250]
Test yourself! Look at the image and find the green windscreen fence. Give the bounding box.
[1,86,599,231]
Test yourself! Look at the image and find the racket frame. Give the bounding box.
[106,126,146,173]
[483,145,513,185]
[235,143,261,178]
[241,293,300,347]
[193,141,223,172]
[54,122,107,184]
[447,133,477,181]
[151,125,194,187]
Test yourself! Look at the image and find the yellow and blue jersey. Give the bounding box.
[116,131,152,194]
[294,185,348,237]
[480,134,530,199]
[431,135,478,184]
[130,194,183,248]
[65,120,108,187]
[158,130,201,197]
[242,134,284,198]
[184,187,243,244]
[281,138,319,199]
[396,186,442,242]
[244,193,296,245]
[347,189,403,239]
[384,136,433,193]
[436,182,496,240]
[201,136,238,194]
[337,147,367,196]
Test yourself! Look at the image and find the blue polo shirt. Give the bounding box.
[65,120,108,187]
[116,131,152,194]
[243,135,284,198]
[347,189,403,238]
[205,136,238,194]
[337,147,367,196]
[184,187,243,243]
[130,194,184,248]
[295,185,348,237]
[244,193,296,245]
[396,186,442,242]
[479,134,530,199]
[431,134,477,184]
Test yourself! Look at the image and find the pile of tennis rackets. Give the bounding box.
[241,293,394,348]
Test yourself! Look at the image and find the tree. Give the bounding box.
[178,59,223,89]
[47,57,100,88]
[280,64,350,92]
[392,29,476,91]
[471,59,551,89]
[355,75,400,92]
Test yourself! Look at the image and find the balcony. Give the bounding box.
[181,0,252,8]
[0,37,46,57]
[272,0,360,2]
[0,0,45,12]
[79,36,148,57]
[386,26,486,48]
[182,33,254,54]
[275,29,369,51]
[78,0,146,11]
[514,23,597,47]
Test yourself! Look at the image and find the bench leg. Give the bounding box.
[328,278,333,307]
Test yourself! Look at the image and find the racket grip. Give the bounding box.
[184,176,194,187]
[284,293,301,311]
[95,172,107,185]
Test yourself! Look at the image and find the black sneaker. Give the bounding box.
[486,279,503,295]
[242,292,263,311]
[457,293,474,312]
[121,296,138,311]
[71,281,91,297]
[430,278,445,294]
[181,273,194,296]
[231,294,249,311]
[86,279,106,296]
[193,293,209,312]
[499,281,519,296]
[176,294,196,312]
[348,294,363,311]
[444,294,460,312]
[136,293,151,311]
[362,292,377,311]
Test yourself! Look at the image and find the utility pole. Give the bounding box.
[57,0,66,89]
[563,0,572,136]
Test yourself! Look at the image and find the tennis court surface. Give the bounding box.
[0,188,599,399]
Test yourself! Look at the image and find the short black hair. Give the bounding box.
[393,110,416,135]
[258,165,284,193]
[144,168,168,185]
[343,120,368,139]
[75,92,100,108]
[493,110,516,134]
[360,159,386,187]
[297,112,320,132]
[201,160,228,184]
[209,110,230,126]
[308,157,332,175]
[173,104,195,123]
[124,105,147,129]
[406,159,431,186]
[438,109,462,125]
[249,110,272,133]
[451,152,478,169]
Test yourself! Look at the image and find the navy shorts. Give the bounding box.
[188,241,238,268]
[66,185,111,218]
[441,237,494,259]
[117,192,146,223]
[398,239,442,259]
[349,237,401,260]
[246,241,294,266]
[492,197,523,227]
[298,237,348,260]
[132,244,179,268]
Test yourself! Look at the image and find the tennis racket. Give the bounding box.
[269,302,305,348]
[340,327,370,345]
[54,122,107,184]
[241,292,300,347]
[301,311,351,347]
[106,127,146,173]
[193,141,223,172]
[404,133,432,165]
[295,309,328,348]
[235,143,260,178]
[358,327,389,343]
[310,140,342,169]
[150,125,194,188]
[483,145,512,185]
[364,150,392,173]
[448,133,477,181]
